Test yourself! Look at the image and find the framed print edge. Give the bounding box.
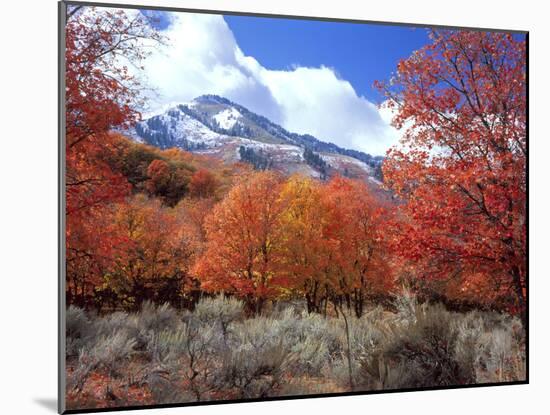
[59,1,68,413]
[58,1,529,413]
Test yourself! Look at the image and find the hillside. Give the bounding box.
[127,95,383,182]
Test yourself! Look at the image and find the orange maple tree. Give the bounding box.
[193,172,289,312]
[277,176,332,313]
[278,175,393,316]
[106,196,194,310]
[377,30,527,318]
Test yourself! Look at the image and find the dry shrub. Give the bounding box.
[65,295,526,407]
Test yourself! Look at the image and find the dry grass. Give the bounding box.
[65,296,526,410]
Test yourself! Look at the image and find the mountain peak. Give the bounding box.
[193,94,233,106]
[129,95,383,181]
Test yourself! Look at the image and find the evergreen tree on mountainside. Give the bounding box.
[135,120,207,151]
[303,148,330,180]
[238,146,273,170]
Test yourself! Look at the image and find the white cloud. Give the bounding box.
[138,12,401,156]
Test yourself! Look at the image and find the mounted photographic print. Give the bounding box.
[58,0,528,413]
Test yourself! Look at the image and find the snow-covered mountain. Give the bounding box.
[127,95,383,182]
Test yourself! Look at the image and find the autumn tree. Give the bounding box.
[146,159,171,192]
[65,7,163,211]
[320,177,393,317]
[66,205,123,308]
[172,197,219,305]
[188,169,219,199]
[145,158,193,205]
[65,6,163,306]
[193,172,289,313]
[277,175,393,316]
[107,195,195,310]
[378,31,526,320]
[174,197,216,253]
[278,176,332,313]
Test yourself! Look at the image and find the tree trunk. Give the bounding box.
[338,304,354,391]
[511,265,527,330]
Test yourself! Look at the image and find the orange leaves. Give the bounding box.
[193,172,288,309]
[193,173,395,314]
[100,195,198,308]
[67,136,390,314]
[111,196,189,280]
[318,177,395,302]
[65,7,164,217]
[278,176,331,302]
[65,8,164,144]
[66,130,251,308]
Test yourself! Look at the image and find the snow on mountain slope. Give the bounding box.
[137,108,231,148]
[320,153,375,175]
[213,107,242,130]
[127,95,383,182]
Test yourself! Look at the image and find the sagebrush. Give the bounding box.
[65,295,525,409]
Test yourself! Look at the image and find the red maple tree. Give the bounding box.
[377,30,527,319]
[65,7,163,305]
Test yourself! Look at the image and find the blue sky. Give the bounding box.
[224,16,430,103]
[135,9,434,155]
[143,10,430,103]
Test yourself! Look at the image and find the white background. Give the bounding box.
[0,0,546,413]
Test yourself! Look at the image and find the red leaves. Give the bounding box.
[65,8,526,319]
[65,7,163,305]
[378,30,526,315]
[188,169,219,199]
[145,159,171,194]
